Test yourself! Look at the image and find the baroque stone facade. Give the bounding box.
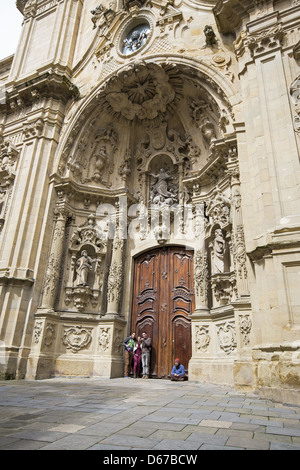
[0,0,299,405]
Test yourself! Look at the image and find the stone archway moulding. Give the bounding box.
[53,54,241,176]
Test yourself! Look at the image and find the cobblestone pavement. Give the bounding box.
[0,377,300,451]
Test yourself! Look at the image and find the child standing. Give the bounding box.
[133,337,142,378]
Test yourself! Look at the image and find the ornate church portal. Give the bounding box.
[0,0,300,405]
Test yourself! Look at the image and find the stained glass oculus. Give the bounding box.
[122,23,151,56]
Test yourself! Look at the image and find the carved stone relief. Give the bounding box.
[206,187,231,228]
[33,321,43,345]
[98,327,111,352]
[217,321,237,355]
[113,329,124,355]
[62,326,93,353]
[149,167,178,207]
[194,250,209,302]
[91,3,116,32]
[96,62,183,125]
[290,75,300,137]
[0,141,19,234]
[195,325,210,352]
[211,273,237,307]
[239,315,252,346]
[235,25,286,58]
[67,126,118,188]
[44,324,56,348]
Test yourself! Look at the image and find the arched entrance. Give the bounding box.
[131,246,194,378]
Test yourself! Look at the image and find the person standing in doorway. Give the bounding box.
[133,336,142,378]
[141,332,151,379]
[122,332,136,378]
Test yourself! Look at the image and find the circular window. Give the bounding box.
[122,23,151,56]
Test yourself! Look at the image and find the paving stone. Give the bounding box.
[39,434,102,450]
[99,434,161,449]
[0,439,50,450]
[9,430,69,442]
[266,426,300,437]
[270,441,300,450]
[49,424,87,433]
[200,444,242,450]
[186,432,228,447]
[199,419,232,429]
[147,429,192,441]
[0,436,20,447]
[183,424,217,435]
[151,439,201,450]
[168,417,202,425]
[88,443,134,450]
[225,436,270,450]
[76,422,128,436]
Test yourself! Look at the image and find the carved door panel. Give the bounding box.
[131,247,194,378]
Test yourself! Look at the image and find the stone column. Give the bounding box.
[106,234,125,317]
[193,248,210,315]
[40,207,67,311]
[227,157,249,297]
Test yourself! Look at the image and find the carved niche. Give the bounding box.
[67,126,118,188]
[149,160,179,207]
[65,214,108,313]
[205,186,237,309]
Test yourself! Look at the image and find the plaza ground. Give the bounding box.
[0,377,300,450]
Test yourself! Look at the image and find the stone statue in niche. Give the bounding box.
[212,228,226,274]
[74,250,96,287]
[94,146,108,183]
[149,168,178,206]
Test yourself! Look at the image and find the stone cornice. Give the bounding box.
[214,0,255,35]
[16,0,27,14]
[0,70,80,115]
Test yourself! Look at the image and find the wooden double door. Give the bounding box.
[131,246,194,378]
